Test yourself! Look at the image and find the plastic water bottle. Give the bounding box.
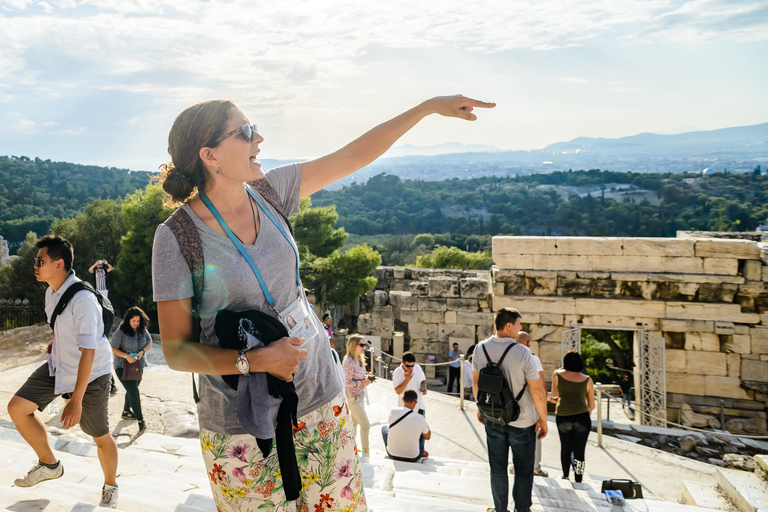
[47,396,60,418]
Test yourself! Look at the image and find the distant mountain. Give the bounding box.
[544,123,768,155]
[384,142,502,157]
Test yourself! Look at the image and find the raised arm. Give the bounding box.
[299,95,495,197]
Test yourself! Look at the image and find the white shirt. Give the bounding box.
[392,364,427,412]
[45,272,113,395]
[386,407,430,460]
[462,360,473,389]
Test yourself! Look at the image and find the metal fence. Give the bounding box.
[0,299,46,331]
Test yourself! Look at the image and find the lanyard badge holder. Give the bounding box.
[200,188,319,341]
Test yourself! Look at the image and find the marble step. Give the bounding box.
[716,467,768,512]
[682,479,733,511]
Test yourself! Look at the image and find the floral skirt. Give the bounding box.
[201,391,367,512]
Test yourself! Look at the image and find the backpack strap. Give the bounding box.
[389,409,414,429]
[49,281,88,330]
[247,178,295,237]
[481,342,526,398]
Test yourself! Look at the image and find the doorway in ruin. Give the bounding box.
[561,326,666,427]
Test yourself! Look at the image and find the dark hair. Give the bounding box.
[323,313,330,321]
[453,343,459,348]
[159,99,237,205]
[495,307,521,331]
[36,235,73,271]
[403,390,419,404]
[563,350,584,372]
[401,352,416,363]
[120,306,150,337]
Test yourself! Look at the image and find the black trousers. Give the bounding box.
[115,367,144,421]
[447,366,461,393]
[556,411,591,482]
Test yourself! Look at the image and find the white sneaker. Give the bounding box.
[14,461,64,487]
[99,484,119,508]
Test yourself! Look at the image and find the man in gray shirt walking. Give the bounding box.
[473,308,548,512]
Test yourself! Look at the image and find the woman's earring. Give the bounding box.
[215,168,220,175]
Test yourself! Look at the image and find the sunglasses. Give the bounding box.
[214,124,259,144]
[358,343,367,348]
[404,363,414,368]
[34,257,60,268]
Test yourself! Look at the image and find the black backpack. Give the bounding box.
[50,281,116,337]
[476,343,527,425]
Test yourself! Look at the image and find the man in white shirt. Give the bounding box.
[7,235,119,508]
[381,390,431,462]
[392,351,427,415]
[516,331,549,477]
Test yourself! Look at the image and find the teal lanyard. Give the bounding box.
[199,187,301,308]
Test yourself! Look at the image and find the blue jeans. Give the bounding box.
[485,421,536,512]
[381,425,424,462]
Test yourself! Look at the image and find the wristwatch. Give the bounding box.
[236,349,250,376]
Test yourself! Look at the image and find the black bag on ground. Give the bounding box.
[476,343,527,425]
[601,479,643,499]
[50,281,116,336]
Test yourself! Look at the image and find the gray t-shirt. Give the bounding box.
[151,163,342,434]
[472,336,539,428]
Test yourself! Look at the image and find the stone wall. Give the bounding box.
[493,236,768,434]
[353,267,492,382]
[0,236,8,266]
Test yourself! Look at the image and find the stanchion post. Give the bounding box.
[459,354,465,410]
[596,382,603,448]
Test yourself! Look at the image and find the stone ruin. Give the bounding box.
[348,234,768,435]
[0,236,9,266]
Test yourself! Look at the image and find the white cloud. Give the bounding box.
[559,77,590,84]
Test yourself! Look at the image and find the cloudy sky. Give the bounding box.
[1,0,766,172]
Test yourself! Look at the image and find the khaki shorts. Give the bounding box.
[15,363,111,438]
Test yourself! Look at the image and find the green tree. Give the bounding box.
[0,232,46,303]
[413,233,435,248]
[116,185,173,316]
[293,198,348,258]
[52,198,126,287]
[416,245,493,270]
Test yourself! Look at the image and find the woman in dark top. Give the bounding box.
[110,307,152,431]
[549,350,595,481]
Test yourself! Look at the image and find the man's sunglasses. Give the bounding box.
[34,257,60,268]
[403,363,414,368]
[214,124,259,144]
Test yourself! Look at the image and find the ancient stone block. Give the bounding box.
[684,333,721,352]
[521,313,541,324]
[702,258,739,275]
[493,282,505,296]
[504,279,526,295]
[575,298,666,318]
[538,341,562,366]
[539,313,564,325]
[667,373,707,395]
[374,290,388,306]
[623,238,695,257]
[357,314,393,336]
[529,325,564,342]
[737,281,766,300]
[493,253,534,270]
[742,359,768,382]
[477,325,494,340]
[695,239,761,259]
[438,323,475,342]
[764,266,768,282]
[417,297,447,312]
[592,255,703,274]
[428,277,459,298]
[529,276,558,296]
[493,268,526,281]
[660,319,715,333]
[687,351,727,376]
[525,270,558,279]
[408,322,437,340]
[697,283,739,303]
[725,352,741,378]
[410,281,428,296]
[705,376,752,400]
[390,291,418,310]
[447,298,478,309]
[734,324,750,334]
[399,310,445,324]
[558,278,592,297]
[750,327,768,354]
[493,236,558,255]
[744,260,763,281]
[611,272,650,282]
[532,255,592,271]
[460,278,490,299]
[577,271,611,279]
[444,311,458,324]
[579,315,659,330]
[593,279,619,298]
[667,302,759,323]
[556,237,624,256]
[666,349,687,372]
[393,268,406,279]
[456,311,494,326]
[715,321,735,335]
[370,305,393,319]
[408,339,441,355]
[494,295,576,315]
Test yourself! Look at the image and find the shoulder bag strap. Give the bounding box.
[49,281,88,330]
[248,178,295,236]
[389,409,414,429]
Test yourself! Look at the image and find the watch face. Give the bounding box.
[237,351,249,374]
